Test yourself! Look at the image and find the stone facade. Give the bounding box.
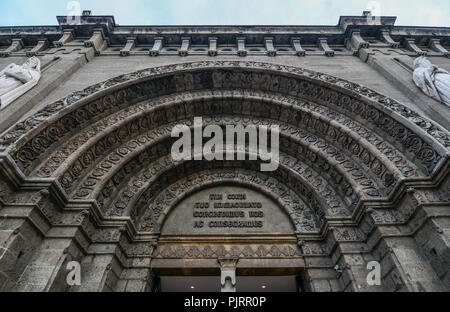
[0,12,449,292]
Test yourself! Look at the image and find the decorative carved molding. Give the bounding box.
[1,61,446,160]
[64,114,383,208]
[0,62,447,245]
[32,89,418,197]
[155,244,301,259]
[134,168,324,234]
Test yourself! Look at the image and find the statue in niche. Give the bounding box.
[413,56,450,107]
[0,57,41,110]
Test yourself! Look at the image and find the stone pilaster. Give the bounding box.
[13,234,82,292]
[379,235,446,291]
[299,238,343,292]
[114,261,154,292]
[0,214,44,291]
[71,253,120,292]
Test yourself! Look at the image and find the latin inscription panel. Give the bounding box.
[161,186,294,235]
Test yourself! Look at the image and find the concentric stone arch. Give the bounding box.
[132,167,325,234]
[0,61,449,293]
[1,61,448,161]
[0,60,447,233]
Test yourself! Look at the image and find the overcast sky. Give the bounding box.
[0,0,449,27]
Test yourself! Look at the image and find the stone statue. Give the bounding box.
[413,56,450,107]
[0,57,41,110]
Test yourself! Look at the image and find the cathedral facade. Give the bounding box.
[0,11,449,292]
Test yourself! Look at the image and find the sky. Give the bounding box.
[0,0,449,27]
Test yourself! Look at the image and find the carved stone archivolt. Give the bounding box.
[31,90,419,189]
[1,62,447,175]
[64,114,390,203]
[102,154,347,226]
[27,90,417,193]
[0,61,448,246]
[64,115,381,222]
[132,168,325,234]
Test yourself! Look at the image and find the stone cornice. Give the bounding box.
[1,14,449,49]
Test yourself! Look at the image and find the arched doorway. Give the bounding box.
[0,61,448,292]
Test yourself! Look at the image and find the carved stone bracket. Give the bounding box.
[179,37,190,57]
[27,39,48,57]
[120,37,136,57]
[404,38,427,56]
[84,29,108,55]
[237,37,247,56]
[219,258,238,292]
[428,39,449,57]
[53,30,74,47]
[318,38,335,57]
[265,37,276,57]
[291,38,306,56]
[208,37,218,56]
[0,39,23,57]
[380,30,400,48]
[150,37,164,56]
[347,31,369,53]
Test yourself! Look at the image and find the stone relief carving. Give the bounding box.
[32,90,390,184]
[0,61,446,253]
[0,188,87,227]
[0,57,41,110]
[0,62,447,170]
[154,244,301,259]
[0,58,448,292]
[20,89,419,210]
[67,115,380,211]
[101,150,343,222]
[299,240,331,256]
[331,227,366,242]
[19,89,413,218]
[413,56,450,107]
[2,80,442,204]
